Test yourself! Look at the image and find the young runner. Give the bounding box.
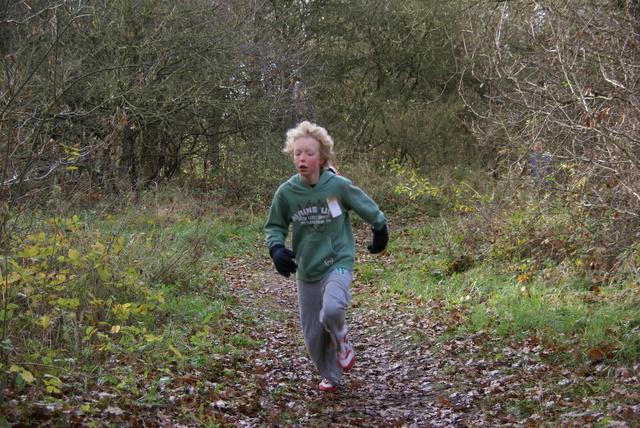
[264,121,388,391]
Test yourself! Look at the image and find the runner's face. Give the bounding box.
[293,136,325,185]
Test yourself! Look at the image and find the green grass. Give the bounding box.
[0,189,271,411]
[375,215,640,363]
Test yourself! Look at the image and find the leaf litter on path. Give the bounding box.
[214,225,639,427]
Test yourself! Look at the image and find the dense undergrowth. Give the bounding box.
[1,163,638,425]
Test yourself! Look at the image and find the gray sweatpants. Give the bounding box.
[296,268,353,386]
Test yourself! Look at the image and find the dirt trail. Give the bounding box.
[223,230,639,427]
[229,253,481,427]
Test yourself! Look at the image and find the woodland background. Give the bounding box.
[3,0,639,218]
[2,0,640,426]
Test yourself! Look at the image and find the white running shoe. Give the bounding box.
[319,379,337,391]
[337,335,355,370]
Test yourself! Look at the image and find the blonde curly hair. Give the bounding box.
[283,121,335,172]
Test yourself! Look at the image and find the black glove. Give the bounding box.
[367,224,388,254]
[269,244,298,277]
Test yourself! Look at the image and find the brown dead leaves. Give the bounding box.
[2,223,638,427]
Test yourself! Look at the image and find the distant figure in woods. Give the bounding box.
[264,121,388,391]
[529,141,553,183]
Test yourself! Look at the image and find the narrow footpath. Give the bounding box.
[218,223,638,427]
[225,255,477,427]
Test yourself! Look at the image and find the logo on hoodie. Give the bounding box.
[292,199,332,233]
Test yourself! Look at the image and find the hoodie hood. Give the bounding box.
[287,169,337,191]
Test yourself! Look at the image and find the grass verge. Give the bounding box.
[0,186,271,425]
[360,214,640,364]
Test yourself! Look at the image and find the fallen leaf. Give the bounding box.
[588,348,605,363]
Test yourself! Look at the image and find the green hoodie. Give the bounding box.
[265,171,386,281]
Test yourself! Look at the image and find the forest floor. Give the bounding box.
[2,225,639,427]
[203,225,640,427]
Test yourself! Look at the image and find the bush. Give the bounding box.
[0,187,234,393]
